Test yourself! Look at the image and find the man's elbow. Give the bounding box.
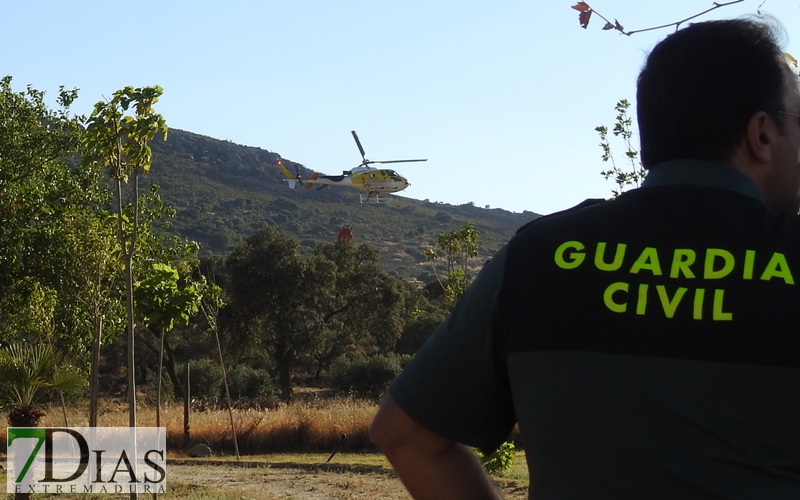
[369,399,397,453]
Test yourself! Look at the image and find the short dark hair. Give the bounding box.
[637,18,788,168]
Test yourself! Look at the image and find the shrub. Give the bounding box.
[225,363,276,401]
[475,441,515,475]
[329,353,411,399]
[179,358,223,402]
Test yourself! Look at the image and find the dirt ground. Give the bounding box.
[1,455,530,499]
[169,461,530,499]
[171,462,409,499]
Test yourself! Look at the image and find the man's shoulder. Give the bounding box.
[514,198,607,235]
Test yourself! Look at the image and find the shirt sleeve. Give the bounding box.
[388,245,515,454]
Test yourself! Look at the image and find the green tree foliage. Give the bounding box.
[423,221,480,304]
[597,99,645,197]
[135,263,200,332]
[310,241,407,377]
[178,358,223,402]
[475,441,516,475]
[135,261,202,424]
[225,226,336,401]
[394,307,448,355]
[329,352,411,399]
[225,363,275,402]
[0,76,110,356]
[82,85,168,430]
[0,343,83,427]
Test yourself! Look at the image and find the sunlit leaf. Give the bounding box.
[571,1,591,11]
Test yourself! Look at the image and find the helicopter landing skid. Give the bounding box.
[360,192,390,204]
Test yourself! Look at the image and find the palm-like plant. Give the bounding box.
[0,343,83,427]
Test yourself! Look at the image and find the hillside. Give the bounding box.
[147,129,541,279]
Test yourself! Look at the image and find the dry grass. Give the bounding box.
[1,393,530,498]
[18,394,377,455]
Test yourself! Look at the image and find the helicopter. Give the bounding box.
[276,130,427,203]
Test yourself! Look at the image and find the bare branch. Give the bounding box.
[577,0,747,36]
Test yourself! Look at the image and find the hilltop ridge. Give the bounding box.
[147,129,541,278]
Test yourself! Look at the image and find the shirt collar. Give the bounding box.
[641,159,765,203]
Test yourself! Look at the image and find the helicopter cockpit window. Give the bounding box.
[379,170,387,176]
[386,170,397,176]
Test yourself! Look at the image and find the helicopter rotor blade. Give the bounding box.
[351,130,367,161]
[371,159,428,164]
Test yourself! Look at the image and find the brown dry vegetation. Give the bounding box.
[1,395,530,498]
[11,394,377,455]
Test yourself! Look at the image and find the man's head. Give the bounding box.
[637,18,800,212]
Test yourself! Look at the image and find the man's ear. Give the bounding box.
[744,111,779,163]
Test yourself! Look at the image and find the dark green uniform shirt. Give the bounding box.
[390,160,800,499]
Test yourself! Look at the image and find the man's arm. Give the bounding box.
[370,395,503,500]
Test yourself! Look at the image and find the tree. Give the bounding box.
[0,343,83,427]
[311,241,407,377]
[81,86,168,433]
[65,212,124,428]
[0,343,84,500]
[196,275,240,458]
[134,262,200,428]
[423,221,480,304]
[0,76,110,353]
[597,99,646,197]
[225,226,335,400]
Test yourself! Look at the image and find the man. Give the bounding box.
[370,18,800,499]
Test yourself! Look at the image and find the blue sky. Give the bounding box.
[3,1,798,214]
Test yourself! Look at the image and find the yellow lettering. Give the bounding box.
[636,283,648,315]
[656,285,687,318]
[713,289,732,321]
[704,248,735,279]
[595,242,626,271]
[743,250,755,280]
[760,252,794,284]
[630,247,662,275]
[693,288,705,320]
[603,282,628,313]
[555,241,585,270]
[670,249,696,278]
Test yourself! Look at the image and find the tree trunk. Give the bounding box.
[140,331,184,400]
[161,337,184,401]
[9,406,44,500]
[275,355,294,402]
[213,324,240,460]
[89,315,102,427]
[314,357,324,380]
[156,327,165,429]
[114,176,137,435]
